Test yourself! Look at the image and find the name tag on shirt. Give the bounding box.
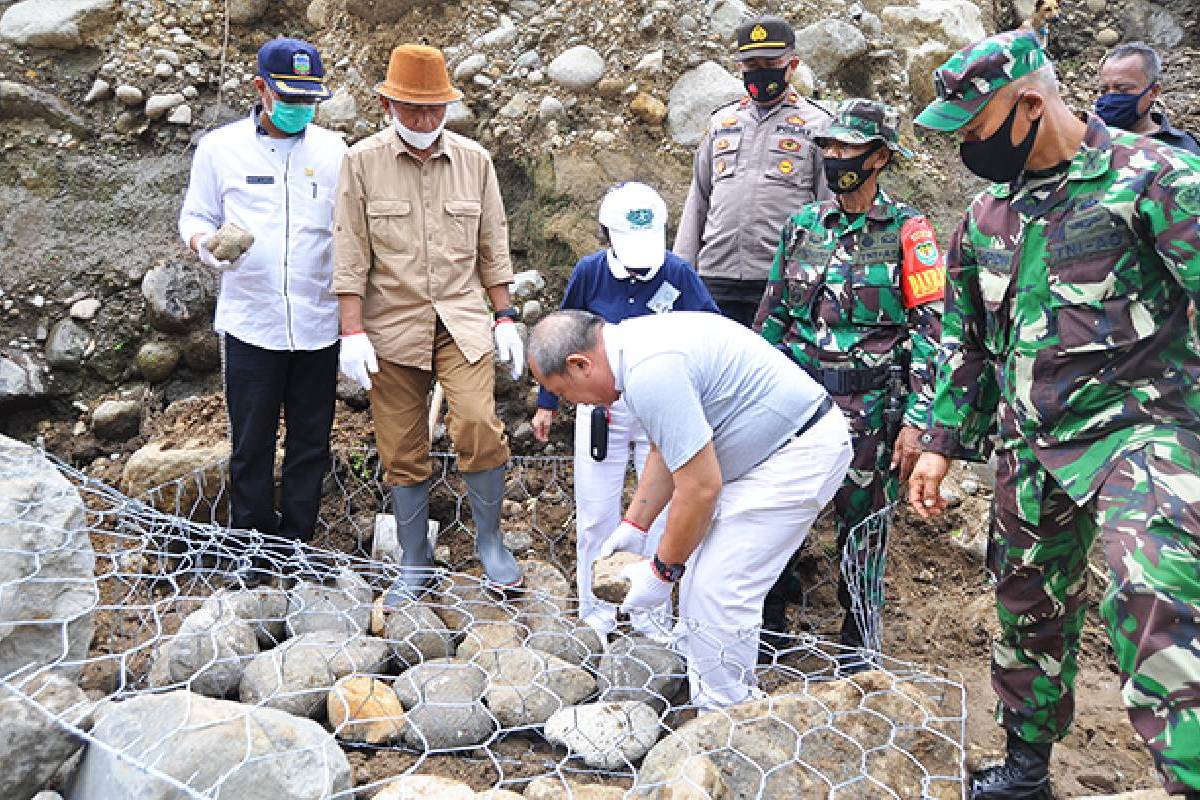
[646,281,681,314]
[246,175,275,185]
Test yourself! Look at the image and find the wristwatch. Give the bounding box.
[494,307,519,322]
[652,553,686,583]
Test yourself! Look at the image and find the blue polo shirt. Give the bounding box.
[537,249,719,410]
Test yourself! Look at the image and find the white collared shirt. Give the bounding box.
[178,112,347,351]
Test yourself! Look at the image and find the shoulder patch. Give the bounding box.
[899,216,945,308]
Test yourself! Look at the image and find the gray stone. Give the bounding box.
[284,630,392,676]
[140,260,218,334]
[316,87,357,130]
[537,96,566,124]
[0,675,92,800]
[523,616,605,669]
[596,635,684,707]
[547,45,605,90]
[881,0,986,51]
[544,701,661,769]
[200,587,288,648]
[166,104,191,125]
[707,0,750,40]
[144,92,186,120]
[114,84,143,106]
[154,62,174,79]
[792,19,869,79]
[0,0,115,50]
[517,559,571,612]
[1119,0,1184,49]
[344,0,451,23]
[475,24,517,49]
[591,551,643,605]
[384,601,458,668]
[667,61,744,147]
[238,638,336,718]
[181,328,220,372]
[83,80,110,104]
[393,658,495,748]
[135,341,181,382]
[204,221,254,262]
[67,690,352,799]
[91,399,142,441]
[0,81,90,136]
[515,50,541,69]
[68,297,99,321]
[445,100,475,134]
[147,602,259,697]
[454,53,488,81]
[456,621,525,661]
[45,319,92,370]
[678,13,698,31]
[285,569,374,638]
[0,353,48,412]
[228,0,269,24]
[511,269,545,300]
[479,648,597,727]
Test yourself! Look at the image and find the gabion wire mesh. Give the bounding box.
[841,500,900,657]
[0,442,966,799]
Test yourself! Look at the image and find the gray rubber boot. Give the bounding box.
[382,480,435,605]
[463,466,522,586]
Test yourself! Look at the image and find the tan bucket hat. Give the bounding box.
[375,44,463,105]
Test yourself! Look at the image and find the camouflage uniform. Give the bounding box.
[754,100,945,641]
[917,31,1200,793]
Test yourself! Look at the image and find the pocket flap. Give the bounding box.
[445,200,482,216]
[367,199,411,217]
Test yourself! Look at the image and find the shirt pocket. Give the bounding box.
[1044,205,1133,307]
[366,199,414,259]
[784,242,831,317]
[765,135,812,184]
[975,246,1016,352]
[444,200,482,257]
[849,247,905,326]
[711,134,740,182]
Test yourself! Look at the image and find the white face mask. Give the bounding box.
[393,116,444,150]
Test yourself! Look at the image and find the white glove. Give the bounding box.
[619,559,674,613]
[196,240,240,272]
[493,320,525,380]
[599,520,647,559]
[339,333,379,391]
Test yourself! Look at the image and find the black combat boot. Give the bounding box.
[970,730,1054,799]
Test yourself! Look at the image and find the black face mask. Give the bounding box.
[824,142,883,194]
[742,66,789,104]
[960,96,1041,183]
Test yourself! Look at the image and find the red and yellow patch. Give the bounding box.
[778,138,801,152]
[900,216,945,308]
[778,159,795,175]
[721,115,738,127]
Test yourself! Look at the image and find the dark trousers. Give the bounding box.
[222,334,338,542]
[702,278,768,328]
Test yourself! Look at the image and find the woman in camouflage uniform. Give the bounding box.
[754,99,944,668]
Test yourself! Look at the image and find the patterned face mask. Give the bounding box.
[742,66,789,104]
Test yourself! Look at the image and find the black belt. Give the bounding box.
[794,395,835,440]
[802,363,890,395]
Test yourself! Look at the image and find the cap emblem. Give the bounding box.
[293,52,312,76]
[750,24,768,42]
[626,208,654,229]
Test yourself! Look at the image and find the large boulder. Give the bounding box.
[634,671,963,799]
[792,19,869,79]
[667,62,744,147]
[0,675,92,800]
[66,690,352,799]
[881,0,986,50]
[0,0,116,50]
[120,439,230,517]
[147,601,260,697]
[0,436,96,681]
[140,260,218,334]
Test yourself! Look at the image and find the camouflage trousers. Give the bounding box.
[990,441,1200,793]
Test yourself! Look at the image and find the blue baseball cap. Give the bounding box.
[257,38,331,100]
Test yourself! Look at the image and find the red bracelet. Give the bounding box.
[494,317,514,325]
[341,330,364,336]
[622,517,648,533]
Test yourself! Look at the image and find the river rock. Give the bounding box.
[147,601,260,697]
[228,0,269,24]
[327,675,405,744]
[201,586,288,647]
[45,319,92,370]
[203,222,254,263]
[140,260,218,334]
[479,648,596,728]
[547,45,605,90]
[285,569,374,637]
[374,775,476,799]
[393,658,495,748]
[135,341,181,382]
[667,61,744,147]
[792,19,869,79]
[91,399,142,441]
[544,701,661,769]
[144,92,185,120]
[596,635,684,708]
[67,690,351,799]
[384,601,458,667]
[592,551,644,604]
[881,0,986,50]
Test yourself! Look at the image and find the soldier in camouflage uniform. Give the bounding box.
[909,30,1200,800]
[754,100,945,666]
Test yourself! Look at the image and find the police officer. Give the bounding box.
[910,30,1200,799]
[754,100,943,668]
[674,15,833,327]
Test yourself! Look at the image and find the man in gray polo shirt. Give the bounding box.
[529,309,852,708]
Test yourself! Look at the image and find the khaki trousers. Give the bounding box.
[370,327,509,486]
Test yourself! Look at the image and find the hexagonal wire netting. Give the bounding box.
[0,443,966,799]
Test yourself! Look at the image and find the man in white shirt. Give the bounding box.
[529,310,853,708]
[178,38,347,584]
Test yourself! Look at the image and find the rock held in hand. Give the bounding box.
[204,222,255,262]
[592,551,645,605]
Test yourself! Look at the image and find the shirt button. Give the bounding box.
[628,298,634,303]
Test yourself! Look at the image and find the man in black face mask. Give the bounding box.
[675,14,834,327]
[913,29,1200,800]
[1096,42,1200,157]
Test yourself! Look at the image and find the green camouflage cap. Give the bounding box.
[816,99,913,158]
[915,29,1047,132]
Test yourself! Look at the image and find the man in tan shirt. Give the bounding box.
[333,44,525,602]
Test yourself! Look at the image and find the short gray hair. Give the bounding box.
[528,310,605,377]
[1104,42,1163,85]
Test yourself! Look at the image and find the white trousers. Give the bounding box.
[574,399,670,636]
[675,407,853,709]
